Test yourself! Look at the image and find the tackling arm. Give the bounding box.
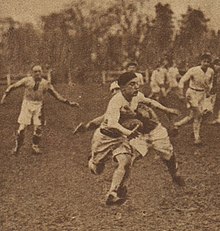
[86,115,104,129]
[141,97,179,115]
[105,99,138,136]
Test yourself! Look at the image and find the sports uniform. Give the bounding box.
[1,65,79,154]
[165,66,182,98]
[150,67,167,100]
[180,66,214,111]
[89,72,184,205]
[174,56,214,144]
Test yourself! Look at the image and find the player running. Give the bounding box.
[165,61,182,98]
[88,72,185,205]
[173,53,214,145]
[149,59,169,101]
[0,65,79,155]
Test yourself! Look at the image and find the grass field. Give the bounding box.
[0,83,219,231]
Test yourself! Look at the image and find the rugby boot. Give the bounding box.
[106,191,126,206]
[117,185,128,198]
[163,155,185,186]
[32,144,42,155]
[194,138,202,146]
[12,131,25,155]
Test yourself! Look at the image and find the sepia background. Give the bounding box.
[0,0,219,230]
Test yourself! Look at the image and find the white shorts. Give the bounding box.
[129,124,173,160]
[18,100,44,126]
[186,88,205,111]
[91,128,133,165]
[168,81,178,89]
[150,82,161,94]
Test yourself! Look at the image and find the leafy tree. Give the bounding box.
[174,7,210,64]
[141,3,174,68]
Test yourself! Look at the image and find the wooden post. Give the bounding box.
[145,69,149,84]
[47,69,52,83]
[102,71,106,85]
[68,69,75,86]
[6,73,11,86]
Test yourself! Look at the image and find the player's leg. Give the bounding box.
[149,83,160,101]
[162,153,185,186]
[88,129,109,175]
[32,103,44,154]
[13,124,28,154]
[106,153,132,205]
[192,107,203,145]
[15,100,32,154]
[32,125,43,154]
[88,154,106,175]
[174,110,193,128]
[174,88,195,129]
[174,86,185,100]
[210,110,220,124]
[152,125,185,186]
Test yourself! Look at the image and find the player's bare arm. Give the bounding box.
[47,84,79,107]
[141,97,179,116]
[205,70,214,96]
[1,78,26,104]
[86,115,104,129]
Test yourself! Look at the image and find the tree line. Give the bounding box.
[0,0,219,83]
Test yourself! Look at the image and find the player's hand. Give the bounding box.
[127,124,140,140]
[167,108,180,116]
[206,92,211,98]
[178,88,185,99]
[69,101,79,107]
[0,95,6,105]
[178,95,185,101]
[86,122,99,130]
[72,122,86,135]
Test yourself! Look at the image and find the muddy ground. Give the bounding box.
[0,83,219,231]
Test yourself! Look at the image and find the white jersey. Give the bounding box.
[6,76,67,102]
[167,67,180,88]
[179,66,214,92]
[151,67,167,87]
[102,91,145,127]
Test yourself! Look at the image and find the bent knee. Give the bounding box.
[115,154,132,169]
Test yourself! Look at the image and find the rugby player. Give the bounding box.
[173,53,214,145]
[88,72,185,205]
[1,65,79,155]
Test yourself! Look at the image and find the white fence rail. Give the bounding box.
[0,72,52,86]
[101,70,149,84]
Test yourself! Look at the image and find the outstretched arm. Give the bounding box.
[105,99,139,137]
[86,115,104,129]
[140,97,179,115]
[1,78,26,104]
[47,84,79,107]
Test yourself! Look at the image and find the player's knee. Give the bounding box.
[34,126,42,136]
[116,154,132,170]
[88,158,105,175]
[18,124,27,132]
[32,132,41,145]
[17,129,25,141]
